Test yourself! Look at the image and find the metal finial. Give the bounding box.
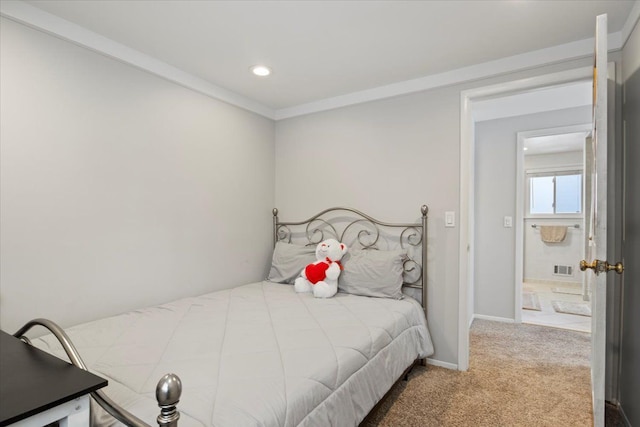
[156,373,181,405]
[273,208,278,217]
[156,373,181,427]
[421,205,429,216]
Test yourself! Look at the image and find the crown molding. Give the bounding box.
[0,0,276,120]
[275,32,623,120]
[2,0,634,122]
[621,1,640,48]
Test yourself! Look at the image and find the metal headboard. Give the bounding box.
[272,205,429,315]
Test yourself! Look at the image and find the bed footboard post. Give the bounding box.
[156,373,182,427]
[273,208,279,247]
[421,205,429,368]
[420,205,428,319]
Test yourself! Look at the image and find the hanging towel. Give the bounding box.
[540,226,568,243]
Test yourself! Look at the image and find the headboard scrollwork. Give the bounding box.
[272,206,429,310]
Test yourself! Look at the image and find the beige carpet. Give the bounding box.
[362,319,592,427]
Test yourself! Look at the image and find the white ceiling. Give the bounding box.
[3,0,638,118]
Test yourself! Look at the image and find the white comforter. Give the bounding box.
[34,281,433,427]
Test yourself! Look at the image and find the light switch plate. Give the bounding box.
[504,216,513,228]
[445,211,455,228]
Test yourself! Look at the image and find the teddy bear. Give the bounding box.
[294,238,348,298]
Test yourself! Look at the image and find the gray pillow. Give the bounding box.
[267,242,317,284]
[338,249,407,299]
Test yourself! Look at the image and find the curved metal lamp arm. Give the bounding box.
[13,319,181,427]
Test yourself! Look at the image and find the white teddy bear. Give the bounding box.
[294,239,348,298]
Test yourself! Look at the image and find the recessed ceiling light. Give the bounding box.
[250,65,272,77]
[523,147,529,151]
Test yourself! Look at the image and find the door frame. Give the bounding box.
[458,66,595,371]
[515,123,592,323]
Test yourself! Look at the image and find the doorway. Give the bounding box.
[517,127,591,333]
[458,66,595,371]
[462,18,621,425]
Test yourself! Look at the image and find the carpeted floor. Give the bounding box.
[362,319,592,427]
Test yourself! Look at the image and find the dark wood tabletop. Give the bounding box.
[0,330,107,426]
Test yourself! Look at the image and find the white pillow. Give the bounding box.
[338,249,407,299]
[267,242,316,284]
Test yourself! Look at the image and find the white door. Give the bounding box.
[581,13,623,427]
[586,13,607,427]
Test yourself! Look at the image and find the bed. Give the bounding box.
[16,206,434,427]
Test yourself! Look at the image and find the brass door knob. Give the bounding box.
[579,260,597,271]
[580,259,624,275]
[606,262,624,274]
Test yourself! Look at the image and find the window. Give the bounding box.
[528,170,582,215]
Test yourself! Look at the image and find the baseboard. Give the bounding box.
[619,403,631,427]
[473,314,516,323]
[426,358,458,370]
[606,400,632,427]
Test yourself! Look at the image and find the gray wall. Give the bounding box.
[275,56,600,366]
[275,89,461,365]
[474,108,591,319]
[620,18,640,426]
[0,18,276,334]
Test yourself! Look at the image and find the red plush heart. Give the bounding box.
[305,262,330,284]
